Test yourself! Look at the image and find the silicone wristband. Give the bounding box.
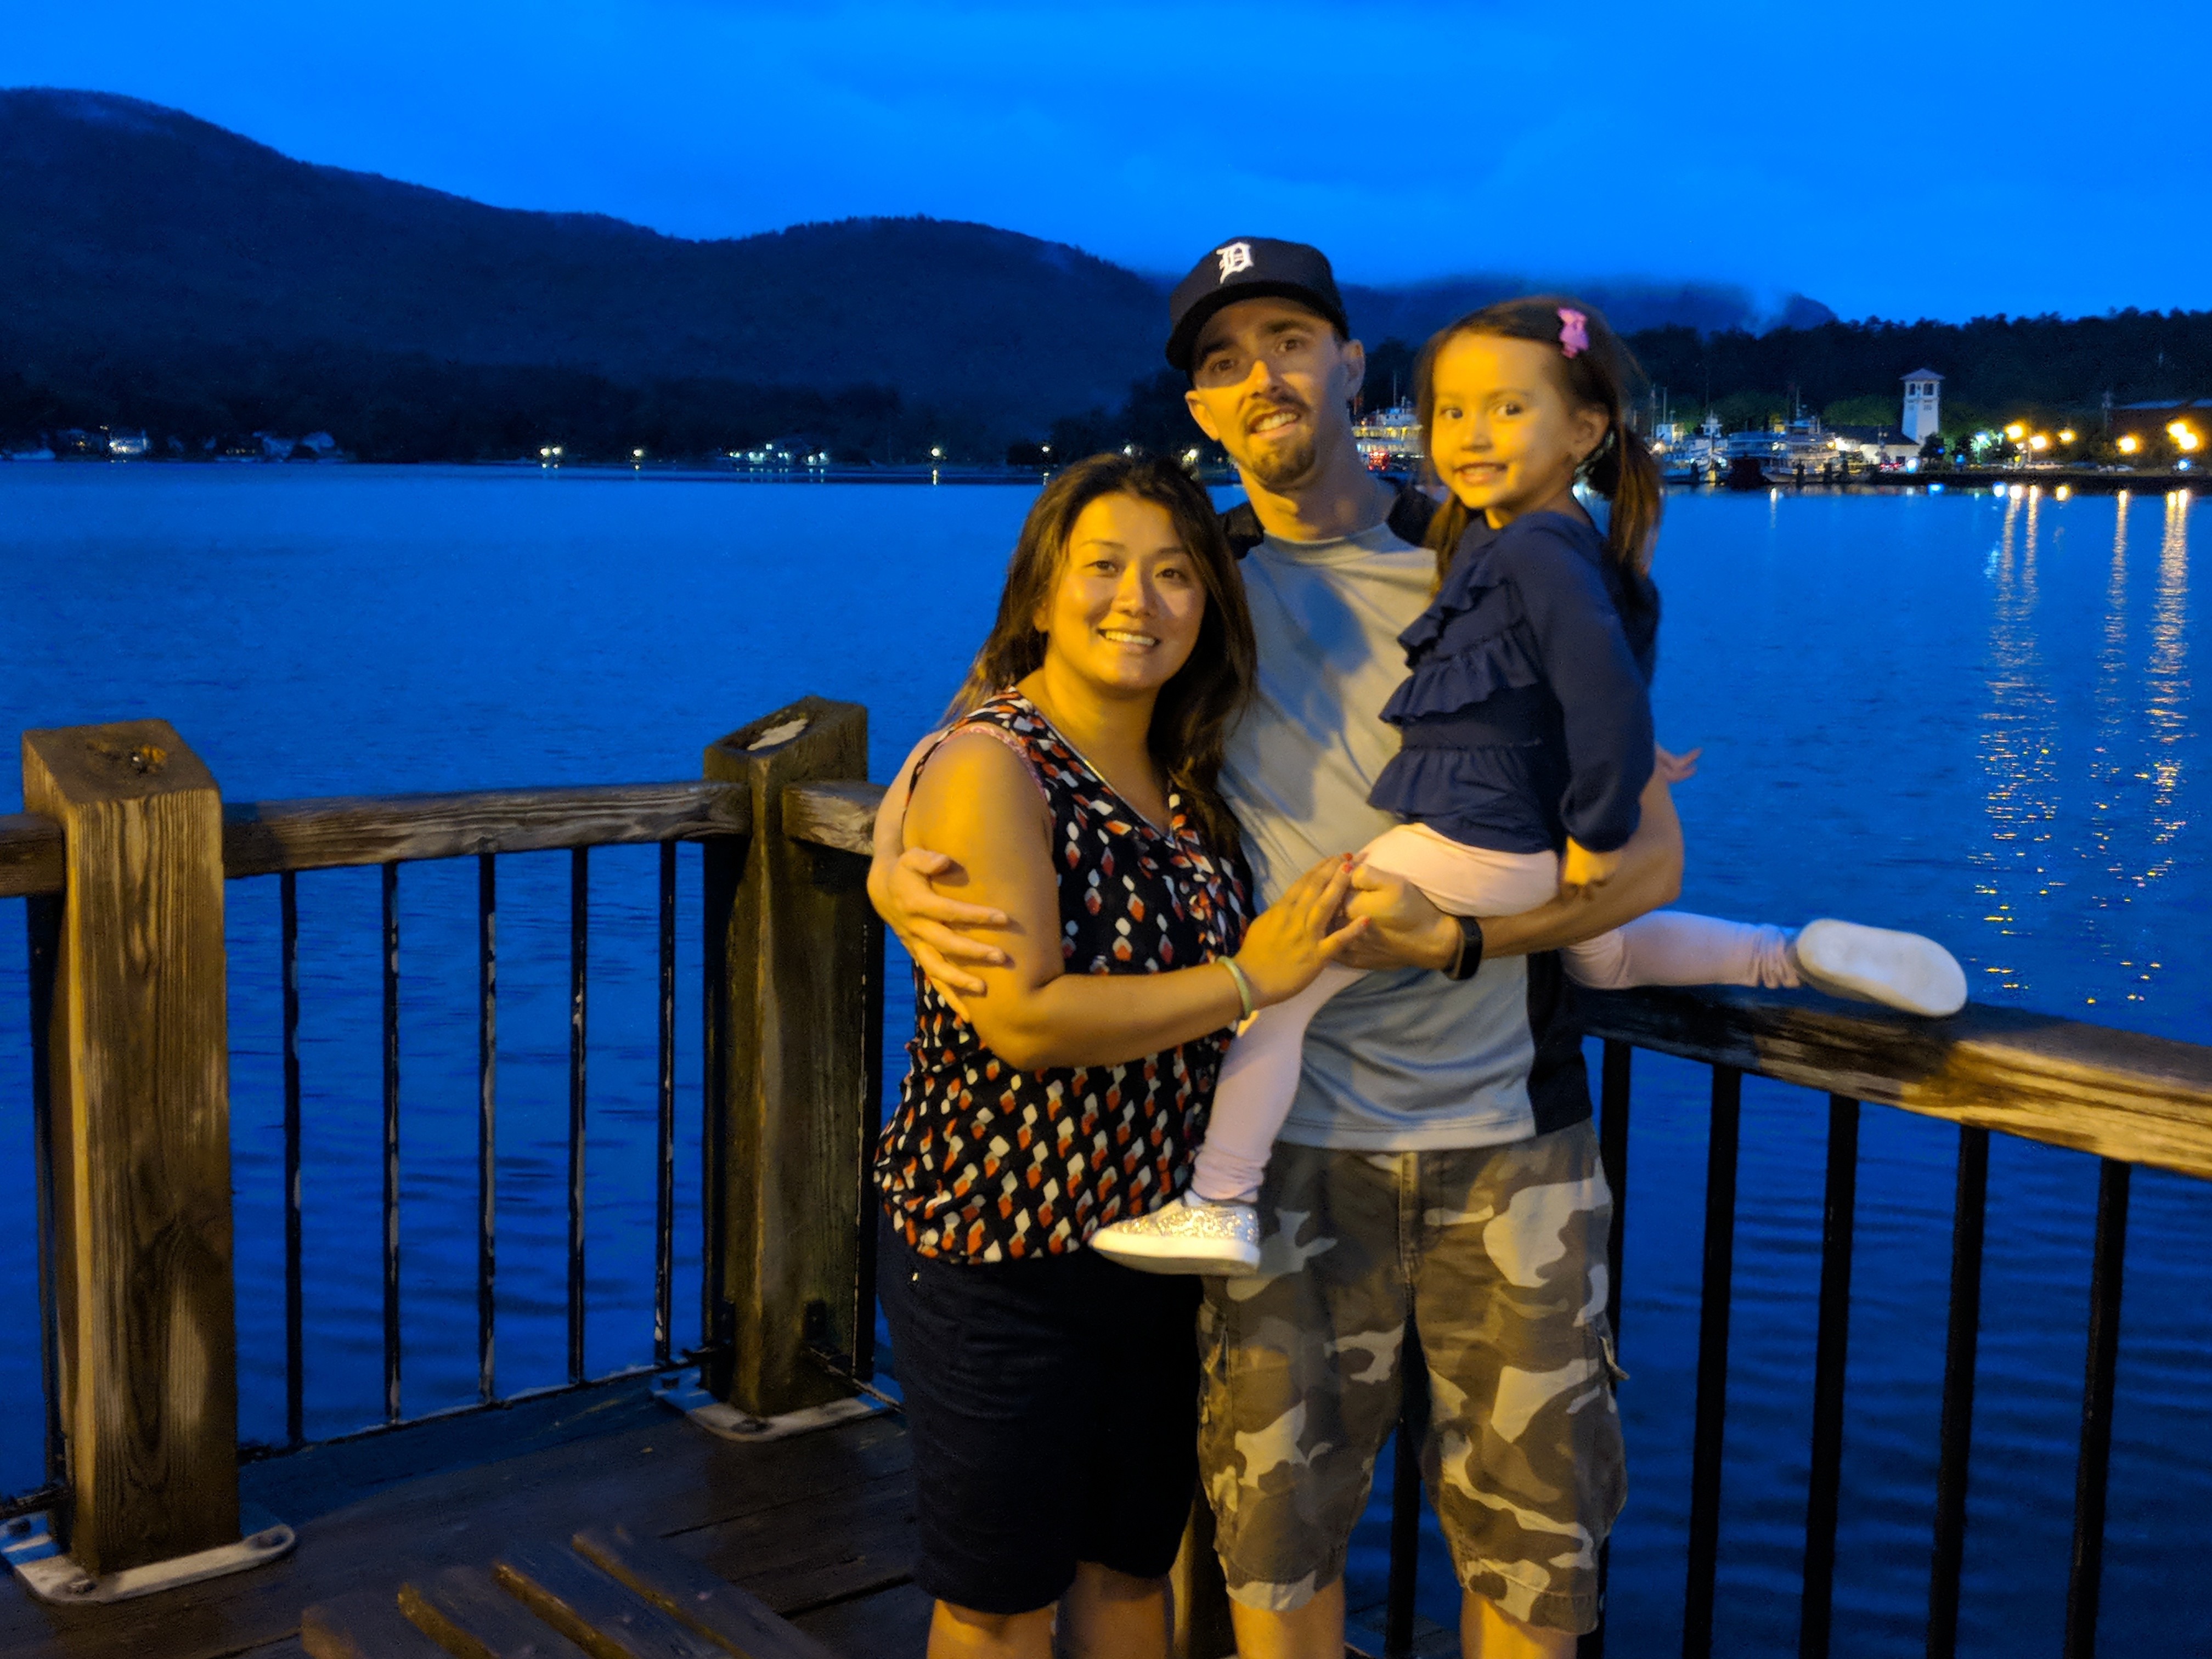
[1444,914,1486,981]
[1219,956,1256,1022]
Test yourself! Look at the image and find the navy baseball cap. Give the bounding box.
[1165,237,1351,373]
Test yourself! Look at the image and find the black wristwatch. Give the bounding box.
[1443,914,1486,981]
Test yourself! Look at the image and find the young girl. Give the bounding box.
[1091,297,1967,1278]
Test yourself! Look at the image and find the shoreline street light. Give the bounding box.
[2169,421,2201,453]
[2005,422,2025,442]
[930,445,944,460]
[2119,435,2141,455]
[2029,434,2050,452]
[2058,429,2076,444]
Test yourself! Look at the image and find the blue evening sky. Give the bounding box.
[7,1,2207,323]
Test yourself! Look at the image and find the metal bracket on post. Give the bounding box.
[2,1507,295,1606]
[650,1369,885,1444]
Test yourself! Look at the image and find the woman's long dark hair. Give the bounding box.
[1413,295,1662,609]
[945,453,1255,854]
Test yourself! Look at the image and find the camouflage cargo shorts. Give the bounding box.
[1196,1122,1626,1635]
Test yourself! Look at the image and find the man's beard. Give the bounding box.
[1244,426,1319,491]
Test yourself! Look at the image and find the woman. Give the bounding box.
[874,453,1364,1659]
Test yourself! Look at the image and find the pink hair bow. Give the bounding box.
[1558,308,1589,358]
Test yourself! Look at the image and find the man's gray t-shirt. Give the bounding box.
[1219,516,1542,1152]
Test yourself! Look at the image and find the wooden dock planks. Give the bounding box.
[302,1533,848,1659]
[493,1540,723,1659]
[300,1588,450,1659]
[572,1527,843,1659]
[398,1565,593,1659]
[0,1405,915,1659]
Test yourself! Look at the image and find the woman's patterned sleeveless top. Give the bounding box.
[874,692,1251,1263]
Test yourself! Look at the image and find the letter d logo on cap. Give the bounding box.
[1215,241,1254,282]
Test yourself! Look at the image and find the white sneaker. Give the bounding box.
[1088,1194,1261,1277]
[1792,919,1967,1017]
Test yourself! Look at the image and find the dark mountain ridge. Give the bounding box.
[0,88,1816,456]
[0,88,1170,427]
[4,89,2204,461]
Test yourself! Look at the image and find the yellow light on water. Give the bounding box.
[2056,486,2072,500]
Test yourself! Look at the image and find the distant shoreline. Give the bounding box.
[3,456,2200,496]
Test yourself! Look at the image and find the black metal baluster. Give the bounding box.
[654,839,676,1370]
[2063,1158,2131,1659]
[381,861,402,1425]
[477,853,497,1404]
[1799,1095,1860,1659]
[25,895,64,1486]
[1384,1318,1429,1659]
[1580,1040,1634,1659]
[281,871,305,1447]
[1926,1124,1990,1659]
[567,847,589,1386]
[1683,1064,1741,1659]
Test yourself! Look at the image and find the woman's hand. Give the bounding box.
[1560,837,1624,898]
[1232,856,1368,1006]
[1655,743,1702,784]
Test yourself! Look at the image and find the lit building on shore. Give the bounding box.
[1901,370,1943,444]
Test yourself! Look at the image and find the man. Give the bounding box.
[872,239,1681,1658]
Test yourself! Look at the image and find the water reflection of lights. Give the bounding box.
[1978,490,2059,993]
[2071,492,2195,1007]
[2142,493,2192,898]
[2086,498,2131,950]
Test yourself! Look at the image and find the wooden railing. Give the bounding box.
[1562,991,2212,1659]
[3,699,884,1590]
[7,704,2210,1658]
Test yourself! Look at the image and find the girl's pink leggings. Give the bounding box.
[1192,823,1797,1204]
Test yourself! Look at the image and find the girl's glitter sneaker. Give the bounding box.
[1088,1194,1261,1277]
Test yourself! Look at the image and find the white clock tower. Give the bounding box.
[1901,369,1944,444]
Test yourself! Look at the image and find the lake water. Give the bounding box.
[0,465,2204,1656]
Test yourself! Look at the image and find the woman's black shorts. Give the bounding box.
[878,1209,1201,1616]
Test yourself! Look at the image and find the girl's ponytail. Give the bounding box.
[1592,421,1662,609]
[1415,295,1662,605]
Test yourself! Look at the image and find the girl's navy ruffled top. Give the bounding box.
[1368,509,1660,856]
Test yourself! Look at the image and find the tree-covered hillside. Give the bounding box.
[3,87,2204,462]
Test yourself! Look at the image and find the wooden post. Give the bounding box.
[701,697,877,1418]
[21,720,240,1576]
